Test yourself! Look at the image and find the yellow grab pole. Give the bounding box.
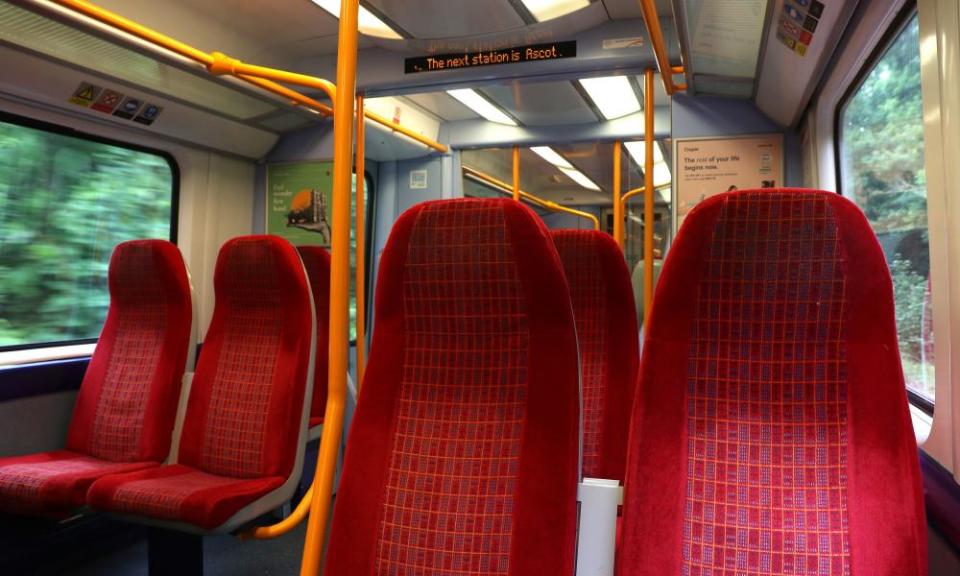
[300,0,357,574]
[643,69,655,321]
[613,140,624,247]
[462,166,601,230]
[355,93,367,390]
[621,186,646,206]
[638,0,687,94]
[512,146,521,202]
[240,484,314,540]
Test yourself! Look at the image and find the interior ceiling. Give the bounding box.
[461,139,671,206]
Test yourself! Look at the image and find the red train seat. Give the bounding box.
[297,245,330,435]
[617,190,927,575]
[552,230,639,482]
[87,236,315,532]
[323,198,581,575]
[0,240,192,516]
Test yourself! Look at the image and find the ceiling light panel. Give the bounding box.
[310,0,402,39]
[578,76,641,120]
[446,89,517,125]
[560,167,601,191]
[624,141,665,167]
[520,0,591,22]
[531,146,573,169]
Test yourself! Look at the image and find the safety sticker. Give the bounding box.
[91,89,124,114]
[134,103,163,126]
[69,82,101,107]
[113,96,143,120]
[775,0,824,57]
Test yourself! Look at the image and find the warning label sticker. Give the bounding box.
[776,0,824,57]
[91,89,124,114]
[113,96,143,120]
[134,103,163,126]
[69,82,101,107]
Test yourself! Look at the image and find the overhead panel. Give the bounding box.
[256,112,315,133]
[403,92,479,122]
[0,2,276,120]
[693,75,754,98]
[366,0,526,40]
[484,81,598,126]
[684,0,769,79]
[602,0,675,20]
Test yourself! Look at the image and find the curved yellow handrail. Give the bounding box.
[51,1,447,152]
[638,0,687,94]
[462,165,600,231]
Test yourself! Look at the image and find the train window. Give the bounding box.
[0,114,176,352]
[839,12,934,406]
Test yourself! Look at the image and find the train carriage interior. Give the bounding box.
[0,0,958,574]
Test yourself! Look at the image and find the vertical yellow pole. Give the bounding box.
[613,140,623,247]
[512,146,521,202]
[643,69,655,321]
[300,0,357,574]
[355,94,367,390]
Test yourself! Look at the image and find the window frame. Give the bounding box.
[833,2,934,415]
[0,110,180,353]
[349,168,376,347]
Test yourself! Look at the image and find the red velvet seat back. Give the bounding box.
[324,199,581,576]
[297,246,331,426]
[618,190,926,576]
[176,236,313,480]
[552,230,639,481]
[66,240,192,463]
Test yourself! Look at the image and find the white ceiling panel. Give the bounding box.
[367,0,526,39]
[685,0,769,78]
[483,81,599,126]
[403,92,479,122]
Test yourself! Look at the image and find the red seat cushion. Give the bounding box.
[552,230,639,481]
[617,190,926,575]
[86,464,284,530]
[0,451,157,515]
[297,246,331,428]
[0,240,191,516]
[323,199,581,576]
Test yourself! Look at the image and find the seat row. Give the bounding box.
[0,237,336,532]
[0,190,927,575]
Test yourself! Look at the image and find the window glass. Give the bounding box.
[0,117,175,350]
[840,14,934,403]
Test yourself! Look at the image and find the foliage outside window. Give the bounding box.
[0,117,174,349]
[349,173,370,343]
[840,14,934,403]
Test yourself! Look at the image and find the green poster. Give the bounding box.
[266,161,334,247]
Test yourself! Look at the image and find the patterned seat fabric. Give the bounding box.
[324,199,581,575]
[0,240,192,516]
[87,236,313,530]
[552,230,639,481]
[617,190,927,575]
[297,246,331,429]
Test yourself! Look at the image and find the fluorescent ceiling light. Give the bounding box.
[578,76,641,120]
[653,162,671,188]
[560,167,601,191]
[624,141,664,167]
[446,89,517,125]
[520,0,591,22]
[531,146,573,169]
[310,0,403,39]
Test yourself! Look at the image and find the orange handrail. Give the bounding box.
[355,93,367,390]
[621,186,646,206]
[299,0,358,573]
[512,146,521,202]
[638,0,687,95]
[643,69,656,321]
[613,140,624,248]
[51,0,447,152]
[462,165,600,231]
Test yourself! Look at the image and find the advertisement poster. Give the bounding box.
[266,161,333,247]
[674,134,784,230]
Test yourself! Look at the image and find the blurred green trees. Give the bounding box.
[0,120,172,348]
[841,15,934,399]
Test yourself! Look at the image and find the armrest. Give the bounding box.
[576,477,623,576]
